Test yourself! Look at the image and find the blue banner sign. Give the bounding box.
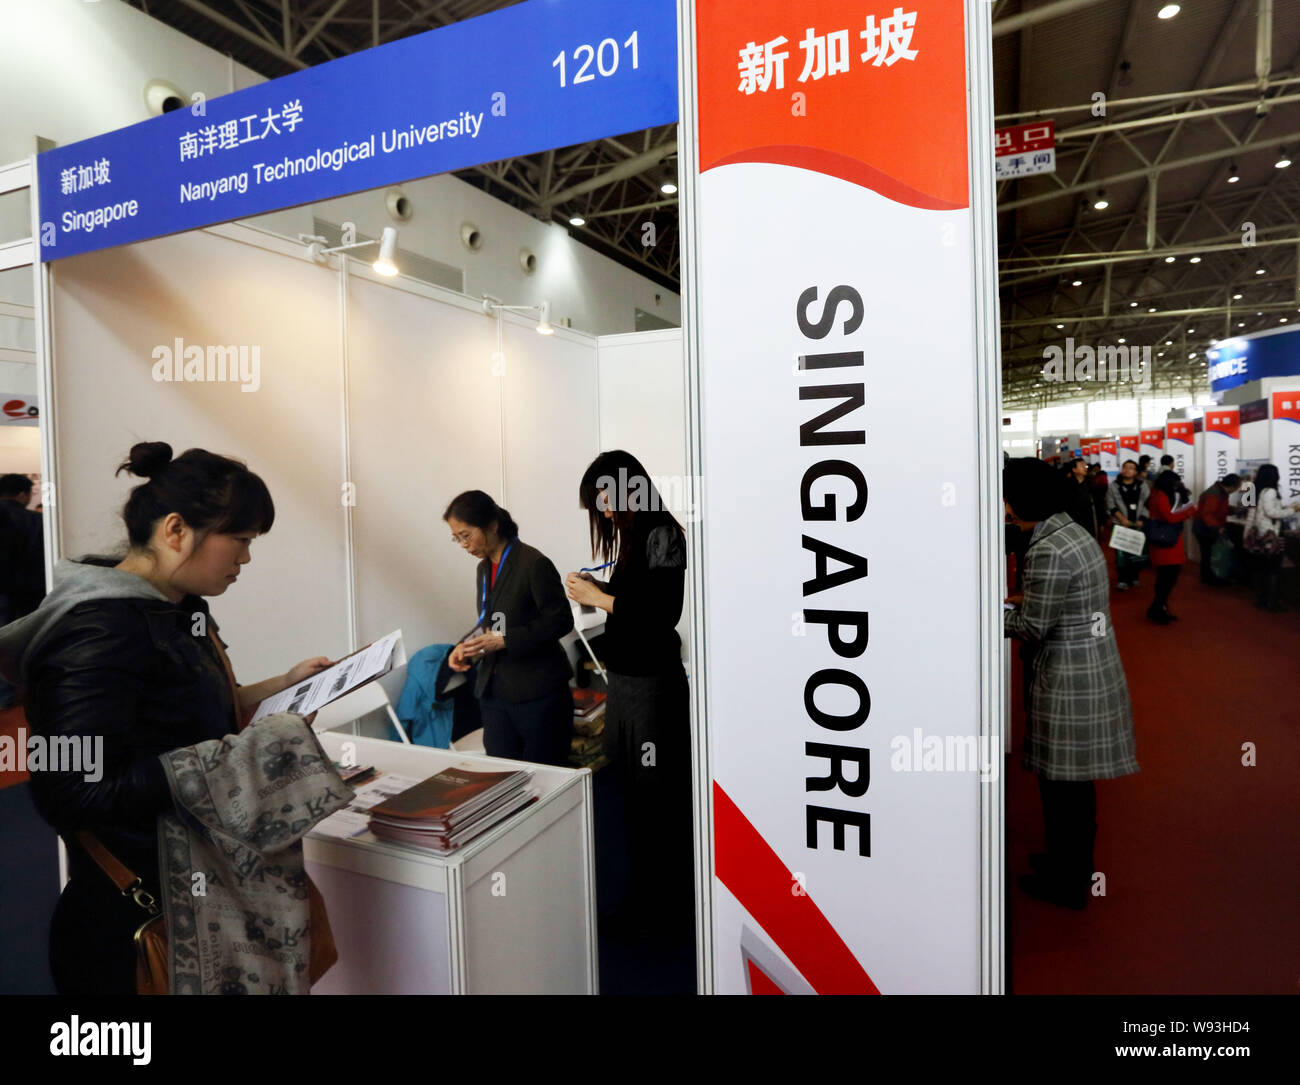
[1206,326,1300,394]
[36,0,677,261]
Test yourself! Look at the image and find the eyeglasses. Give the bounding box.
[450,530,474,545]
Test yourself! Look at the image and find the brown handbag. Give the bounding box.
[76,830,336,995]
[74,619,338,994]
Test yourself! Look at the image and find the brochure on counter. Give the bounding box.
[250,629,406,724]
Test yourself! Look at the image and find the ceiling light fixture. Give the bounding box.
[1157,3,1180,18]
[1189,256,1201,263]
[1164,255,1176,263]
[301,225,401,277]
[1276,147,1292,169]
[1226,161,1240,183]
[1072,279,1083,287]
[483,298,555,335]
[1093,190,1109,210]
[568,215,586,227]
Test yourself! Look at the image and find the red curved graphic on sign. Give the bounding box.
[3,399,27,419]
[714,782,880,995]
[697,0,970,210]
[704,144,964,210]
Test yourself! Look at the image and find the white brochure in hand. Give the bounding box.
[250,629,407,723]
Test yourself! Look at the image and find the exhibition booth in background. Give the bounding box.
[6,0,1004,994]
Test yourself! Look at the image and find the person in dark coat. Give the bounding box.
[1003,458,1138,910]
[0,473,46,620]
[565,450,693,942]
[0,442,333,994]
[444,490,574,766]
[1144,470,1198,624]
[1063,458,1097,536]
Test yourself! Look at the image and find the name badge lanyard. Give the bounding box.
[478,540,514,627]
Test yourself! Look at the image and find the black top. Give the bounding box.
[0,500,46,617]
[602,517,686,676]
[472,539,574,702]
[25,588,235,884]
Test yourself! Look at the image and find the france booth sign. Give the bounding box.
[36,0,677,261]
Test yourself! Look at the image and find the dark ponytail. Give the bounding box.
[116,441,275,549]
[442,490,518,541]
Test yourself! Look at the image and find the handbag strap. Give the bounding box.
[73,830,161,916]
[206,621,247,733]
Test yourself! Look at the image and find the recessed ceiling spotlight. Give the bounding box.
[1188,328,1195,333]
[1165,340,1173,345]
[1233,292,1243,300]
[1237,322,1246,327]
[1255,266,1266,275]
[1189,256,1201,263]
[1118,337,1127,343]
[1057,323,1065,329]
[1157,3,1180,18]
[1130,301,1139,307]
[1164,255,1176,263]
[1072,279,1083,287]
[569,215,586,226]
[1148,306,1157,312]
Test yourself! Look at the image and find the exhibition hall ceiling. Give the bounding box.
[126,0,1300,404]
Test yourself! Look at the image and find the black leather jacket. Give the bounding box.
[25,591,236,879]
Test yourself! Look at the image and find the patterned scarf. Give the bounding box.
[158,713,353,994]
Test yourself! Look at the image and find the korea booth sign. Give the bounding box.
[687,0,998,993]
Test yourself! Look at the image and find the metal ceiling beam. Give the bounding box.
[1000,131,1300,210]
[172,0,309,69]
[293,0,350,57]
[992,0,1108,39]
[537,142,677,212]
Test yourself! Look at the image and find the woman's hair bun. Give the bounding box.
[116,441,174,479]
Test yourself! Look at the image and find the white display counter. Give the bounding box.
[306,731,598,994]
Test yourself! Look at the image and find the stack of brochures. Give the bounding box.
[367,765,534,854]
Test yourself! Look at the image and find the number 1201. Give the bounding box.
[553,32,639,87]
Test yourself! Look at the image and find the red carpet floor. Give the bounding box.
[1008,552,1300,994]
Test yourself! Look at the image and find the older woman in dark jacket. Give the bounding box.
[1003,458,1139,910]
[0,442,331,994]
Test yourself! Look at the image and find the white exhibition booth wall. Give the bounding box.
[49,221,686,681]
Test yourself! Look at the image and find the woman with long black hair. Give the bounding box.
[564,451,693,941]
[443,490,574,765]
[1244,463,1300,611]
[0,442,333,994]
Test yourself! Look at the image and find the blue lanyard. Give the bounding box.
[579,560,613,573]
[478,540,514,625]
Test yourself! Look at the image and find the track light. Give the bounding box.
[372,227,398,276]
[483,298,554,335]
[300,225,400,276]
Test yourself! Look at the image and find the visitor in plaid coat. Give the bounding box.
[1003,457,1139,911]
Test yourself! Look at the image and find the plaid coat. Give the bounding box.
[1005,512,1139,780]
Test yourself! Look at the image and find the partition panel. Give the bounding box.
[345,274,509,653]
[50,228,349,678]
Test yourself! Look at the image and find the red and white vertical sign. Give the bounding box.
[1119,434,1140,462]
[1140,428,1164,465]
[1099,439,1118,476]
[1200,407,1239,487]
[689,0,991,994]
[1271,391,1300,501]
[1166,421,1195,494]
